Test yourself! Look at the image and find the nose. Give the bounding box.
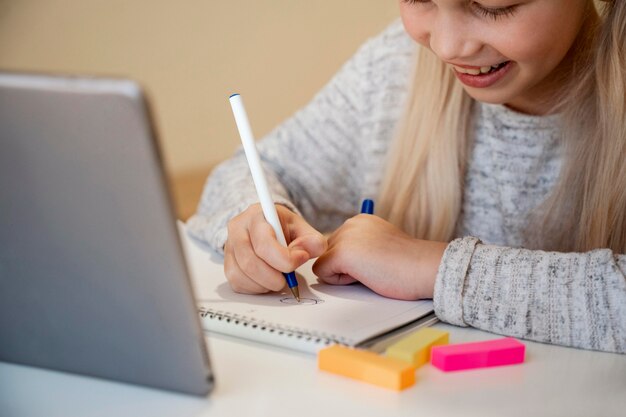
[429,13,482,62]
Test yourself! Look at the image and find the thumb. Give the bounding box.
[287,218,327,259]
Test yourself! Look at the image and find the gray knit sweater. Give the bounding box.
[188,20,626,353]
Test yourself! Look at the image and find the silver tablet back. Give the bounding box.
[0,72,213,396]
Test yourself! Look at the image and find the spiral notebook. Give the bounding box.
[179,222,435,354]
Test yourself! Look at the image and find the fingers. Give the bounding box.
[223,255,266,294]
[224,208,287,294]
[235,231,288,291]
[312,246,357,286]
[224,203,326,295]
[285,217,328,259]
[253,205,327,270]
[224,235,286,293]
[311,216,377,287]
[249,220,308,273]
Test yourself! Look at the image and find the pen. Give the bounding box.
[228,93,300,302]
[360,199,374,215]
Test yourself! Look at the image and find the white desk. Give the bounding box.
[2,322,625,417]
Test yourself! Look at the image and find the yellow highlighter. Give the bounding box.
[385,328,449,367]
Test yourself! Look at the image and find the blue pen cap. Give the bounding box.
[360,199,375,215]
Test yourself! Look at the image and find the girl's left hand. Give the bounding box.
[312,214,448,300]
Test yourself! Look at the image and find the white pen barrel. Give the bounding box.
[229,94,288,247]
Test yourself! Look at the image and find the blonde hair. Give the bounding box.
[378,0,626,253]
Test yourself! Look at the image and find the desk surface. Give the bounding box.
[2,322,625,417]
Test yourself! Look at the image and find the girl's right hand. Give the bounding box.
[224,203,327,294]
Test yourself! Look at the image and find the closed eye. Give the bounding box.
[402,0,519,21]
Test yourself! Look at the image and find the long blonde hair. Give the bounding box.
[378,0,626,253]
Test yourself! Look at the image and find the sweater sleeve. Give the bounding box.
[187,20,414,253]
[434,237,626,353]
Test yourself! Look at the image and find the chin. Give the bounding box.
[459,86,518,107]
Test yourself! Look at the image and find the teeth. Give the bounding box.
[463,67,481,75]
[454,61,507,75]
[453,65,481,75]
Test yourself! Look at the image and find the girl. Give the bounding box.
[188,0,625,353]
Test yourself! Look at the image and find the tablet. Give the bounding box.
[0,72,214,396]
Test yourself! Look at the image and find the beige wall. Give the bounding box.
[0,0,399,178]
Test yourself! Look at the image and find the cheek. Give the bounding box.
[399,6,430,48]
[498,34,554,72]
[494,11,583,73]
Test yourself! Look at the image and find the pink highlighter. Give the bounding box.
[430,337,525,372]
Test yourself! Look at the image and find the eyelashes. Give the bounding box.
[473,4,518,20]
[402,0,519,21]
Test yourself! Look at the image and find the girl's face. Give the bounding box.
[399,0,597,115]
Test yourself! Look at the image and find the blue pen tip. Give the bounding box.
[229,93,240,98]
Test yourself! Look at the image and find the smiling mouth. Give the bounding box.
[451,60,514,88]
[452,61,510,75]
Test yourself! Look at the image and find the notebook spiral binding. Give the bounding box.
[198,306,350,353]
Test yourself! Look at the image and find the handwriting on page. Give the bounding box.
[279,297,324,305]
